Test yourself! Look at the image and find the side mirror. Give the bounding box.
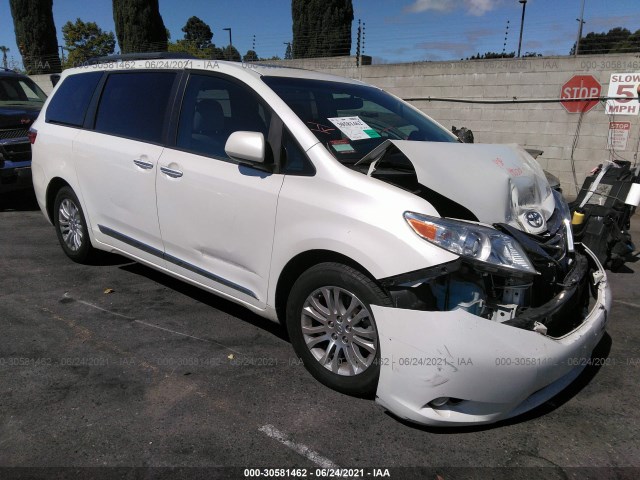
[225,131,265,164]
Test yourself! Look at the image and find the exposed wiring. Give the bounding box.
[570,106,587,196]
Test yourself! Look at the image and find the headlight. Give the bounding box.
[404,212,537,274]
[552,189,574,253]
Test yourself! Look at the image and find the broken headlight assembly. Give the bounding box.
[404,212,537,275]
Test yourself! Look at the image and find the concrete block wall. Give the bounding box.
[30,74,56,96]
[274,54,640,199]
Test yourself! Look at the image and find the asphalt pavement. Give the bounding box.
[1,188,639,479]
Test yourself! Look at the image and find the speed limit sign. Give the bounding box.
[605,73,640,115]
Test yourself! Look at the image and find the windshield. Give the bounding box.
[0,76,48,107]
[262,76,456,163]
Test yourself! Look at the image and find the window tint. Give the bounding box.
[176,74,271,159]
[45,72,101,126]
[281,129,314,175]
[95,72,176,143]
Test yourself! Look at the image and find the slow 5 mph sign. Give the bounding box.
[606,73,640,115]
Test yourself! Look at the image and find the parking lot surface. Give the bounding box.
[1,189,639,479]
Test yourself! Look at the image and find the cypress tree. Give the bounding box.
[292,0,353,58]
[113,0,168,53]
[9,0,61,74]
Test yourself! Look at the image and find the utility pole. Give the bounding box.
[356,19,361,67]
[575,0,586,56]
[517,0,527,57]
[223,28,232,47]
[362,22,366,60]
[0,46,9,69]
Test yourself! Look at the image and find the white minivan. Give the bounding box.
[30,56,610,426]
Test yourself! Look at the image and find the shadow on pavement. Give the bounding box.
[0,187,39,212]
[119,261,290,342]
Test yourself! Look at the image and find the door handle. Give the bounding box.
[133,159,154,170]
[160,166,183,178]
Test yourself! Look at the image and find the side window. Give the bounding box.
[281,129,315,175]
[95,72,176,143]
[45,72,102,126]
[176,74,271,159]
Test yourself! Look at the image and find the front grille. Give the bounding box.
[0,127,29,141]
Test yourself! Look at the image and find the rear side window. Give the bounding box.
[95,72,177,144]
[45,72,102,127]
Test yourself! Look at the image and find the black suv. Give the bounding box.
[0,68,47,192]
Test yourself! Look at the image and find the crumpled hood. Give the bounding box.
[368,141,555,232]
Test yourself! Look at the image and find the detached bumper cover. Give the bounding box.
[373,248,610,426]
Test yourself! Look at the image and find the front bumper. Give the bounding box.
[373,247,610,426]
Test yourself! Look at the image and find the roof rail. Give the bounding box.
[85,52,198,66]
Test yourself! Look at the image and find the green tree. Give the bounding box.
[284,42,292,59]
[113,0,167,53]
[182,16,213,50]
[167,16,225,60]
[222,45,241,62]
[611,30,640,53]
[9,0,61,74]
[571,27,640,55]
[62,18,116,68]
[243,49,258,62]
[292,0,353,58]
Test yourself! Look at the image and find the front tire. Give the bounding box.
[286,262,391,397]
[53,186,97,263]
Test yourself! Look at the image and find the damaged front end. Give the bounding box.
[374,228,609,425]
[364,141,611,425]
[383,192,590,339]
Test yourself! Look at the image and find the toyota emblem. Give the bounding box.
[525,211,544,228]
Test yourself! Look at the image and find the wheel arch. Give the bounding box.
[274,249,382,323]
[45,177,73,224]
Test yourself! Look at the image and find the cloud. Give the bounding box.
[404,0,450,14]
[584,13,640,33]
[407,27,496,60]
[415,41,471,59]
[404,0,500,16]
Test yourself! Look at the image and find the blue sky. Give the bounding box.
[1,0,639,66]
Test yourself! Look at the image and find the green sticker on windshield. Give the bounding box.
[330,140,355,153]
[364,129,380,138]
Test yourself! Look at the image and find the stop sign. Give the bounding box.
[561,75,601,113]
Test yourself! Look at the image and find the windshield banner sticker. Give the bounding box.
[327,116,381,140]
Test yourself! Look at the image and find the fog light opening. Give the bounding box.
[428,397,450,408]
[428,397,464,409]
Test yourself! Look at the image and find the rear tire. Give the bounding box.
[53,186,97,263]
[286,262,391,398]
